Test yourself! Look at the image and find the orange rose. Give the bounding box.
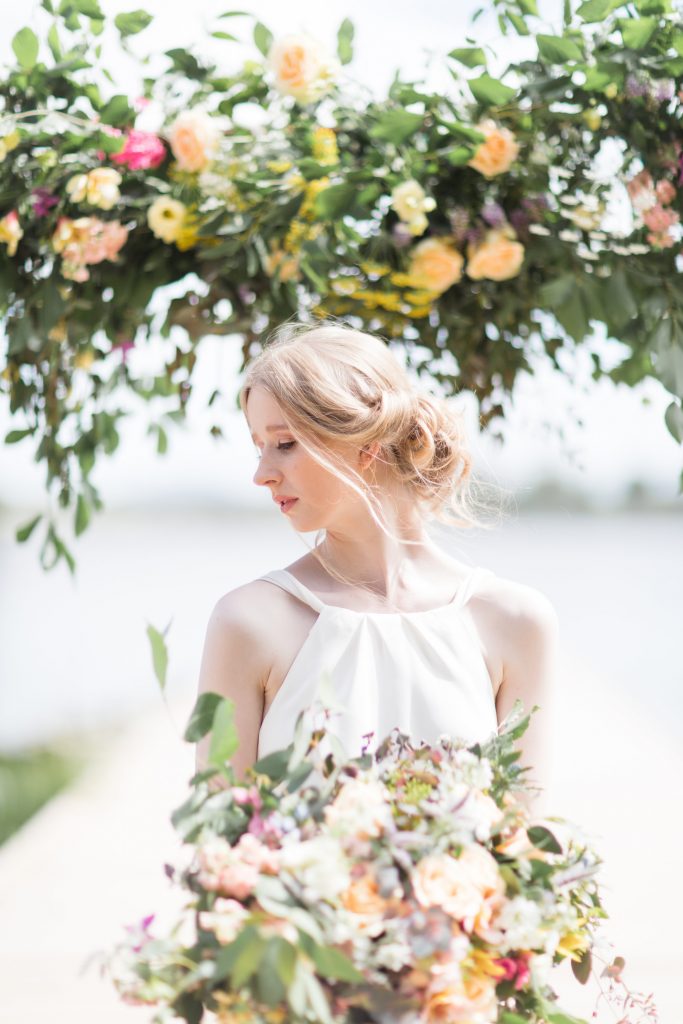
[268,34,338,103]
[408,238,464,294]
[466,228,525,282]
[168,110,219,173]
[468,120,519,178]
[341,873,388,917]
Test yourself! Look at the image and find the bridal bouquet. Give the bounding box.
[102,697,649,1024]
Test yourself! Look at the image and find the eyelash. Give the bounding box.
[254,441,296,458]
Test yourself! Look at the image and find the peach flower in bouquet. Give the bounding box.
[468,120,520,178]
[267,33,339,103]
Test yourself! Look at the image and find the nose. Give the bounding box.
[252,451,280,488]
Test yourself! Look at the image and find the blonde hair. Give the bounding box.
[239,319,508,596]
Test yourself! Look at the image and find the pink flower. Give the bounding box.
[111,129,166,171]
[31,187,59,217]
[647,230,676,249]
[232,785,262,811]
[655,179,677,205]
[642,204,678,233]
[493,957,517,981]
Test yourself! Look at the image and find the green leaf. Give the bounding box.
[468,73,516,105]
[577,0,621,20]
[527,824,563,853]
[448,46,486,68]
[5,428,34,444]
[16,514,42,544]
[146,620,171,692]
[47,24,63,60]
[634,0,671,11]
[501,1014,531,1024]
[538,274,575,308]
[208,697,240,767]
[572,948,593,985]
[439,119,486,143]
[12,28,39,70]
[313,182,356,219]
[337,18,354,65]
[536,33,584,62]
[75,0,103,15]
[99,94,134,127]
[184,691,224,741]
[231,930,266,988]
[664,400,683,443]
[507,11,531,34]
[75,494,91,537]
[447,145,476,165]
[114,10,153,36]
[517,0,539,13]
[582,64,614,90]
[253,21,273,57]
[309,942,365,982]
[369,109,424,144]
[620,16,658,49]
[212,31,238,41]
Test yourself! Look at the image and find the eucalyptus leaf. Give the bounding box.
[620,16,659,48]
[114,10,153,37]
[15,514,42,544]
[146,620,171,692]
[664,400,683,443]
[536,33,584,62]
[337,18,354,65]
[183,691,223,741]
[448,46,486,68]
[253,21,273,57]
[369,109,424,144]
[208,697,239,767]
[468,73,516,105]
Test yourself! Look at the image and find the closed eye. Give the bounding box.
[253,441,296,458]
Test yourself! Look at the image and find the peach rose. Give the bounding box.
[168,109,219,173]
[267,34,338,103]
[408,238,464,294]
[468,120,520,178]
[466,228,525,282]
[424,960,498,1024]
[341,872,389,917]
[414,847,504,935]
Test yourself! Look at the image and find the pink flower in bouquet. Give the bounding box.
[52,216,129,281]
[642,204,679,234]
[655,179,677,205]
[646,229,676,249]
[413,846,505,936]
[626,169,656,212]
[111,129,166,171]
[234,832,280,873]
[232,785,263,811]
[31,187,59,217]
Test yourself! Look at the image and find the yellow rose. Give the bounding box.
[408,238,464,294]
[168,109,219,173]
[391,180,437,234]
[466,228,525,282]
[468,119,520,178]
[267,34,338,103]
[0,211,23,256]
[147,197,187,243]
[66,168,121,210]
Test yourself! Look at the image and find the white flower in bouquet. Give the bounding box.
[450,749,494,791]
[494,895,545,952]
[198,897,249,944]
[278,834,351,900]
[324,774,393,839]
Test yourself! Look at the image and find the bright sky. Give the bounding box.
[1,0,681,508]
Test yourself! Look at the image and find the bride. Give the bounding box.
[195,320,559,807]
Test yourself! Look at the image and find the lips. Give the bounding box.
[273,495,298,513]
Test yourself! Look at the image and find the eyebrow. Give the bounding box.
[250,423,289,439]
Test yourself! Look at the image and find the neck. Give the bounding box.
[317,498,437,599]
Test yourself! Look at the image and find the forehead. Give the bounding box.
[245,386,289,437]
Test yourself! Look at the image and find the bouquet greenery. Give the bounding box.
[101,697,655,1024]
[1,1,683,570]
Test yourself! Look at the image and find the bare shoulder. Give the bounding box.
[465,568,560,695]
[208,577,291,645]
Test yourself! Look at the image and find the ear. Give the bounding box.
[359,441,381,470]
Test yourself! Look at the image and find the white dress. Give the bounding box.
[256,566,499,761]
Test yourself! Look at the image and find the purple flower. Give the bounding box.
[625,74,648,98]
[391,222,414,248]
[509,209,530,235]
[31,188,59,217]
[653,78,675,103]
[481,201,506,228]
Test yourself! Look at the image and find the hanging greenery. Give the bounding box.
[1,0,682,571]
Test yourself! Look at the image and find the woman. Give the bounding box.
[195,321,559,807]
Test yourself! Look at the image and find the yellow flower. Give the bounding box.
[391,179,436,237]
[408,237,464,294]
[557,930,590,960]
[266,159,293,174]
[74,349,95,369]
[299,177,330,220]
[0,211,23,256]
[604,82,618,99]
[311,126,338,164]
[66,168,122,210]
[468,119,520,178]
[48,319,68,343]
[147,196,187,243]
[0,128,20,162]
[466,227,525,282]
[582,109,602,132]
[359,261,391,277]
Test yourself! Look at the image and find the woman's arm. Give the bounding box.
[195,589,270,785]
[493,584,561,815]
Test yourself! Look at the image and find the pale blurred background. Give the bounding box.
[1,0,682,1021]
